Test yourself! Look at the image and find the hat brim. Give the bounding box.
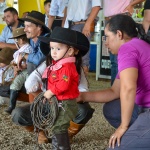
[38,32,89,56]
[40,41,50,56]
[18,18,50,33]
[9,33,26,39]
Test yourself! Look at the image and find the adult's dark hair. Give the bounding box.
[106,14,150,44]
[106,14,138,38]
[44,0,51,6]
[4,7,18,16]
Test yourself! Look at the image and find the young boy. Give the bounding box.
[32,27,89,149]
[44,0,51,27]
[5,27,33,114]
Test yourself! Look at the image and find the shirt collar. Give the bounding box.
[42,57,76,78]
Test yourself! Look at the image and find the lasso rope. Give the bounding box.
[30,92,59,131]
[30,92,60,149]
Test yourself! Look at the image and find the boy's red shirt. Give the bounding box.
[43,57,79,100]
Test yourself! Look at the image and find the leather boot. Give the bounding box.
[24,126,49,144]
[38,130,49,144]
[5,90,19,114]
[52,132,71,150]
[68,121,85,143]
[24,125,34,132]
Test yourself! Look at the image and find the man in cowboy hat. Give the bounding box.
[17,10,50,75]
[0,7,23,50]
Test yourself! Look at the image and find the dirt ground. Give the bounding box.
[0,72,115,150]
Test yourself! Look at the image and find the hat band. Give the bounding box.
[26,16,45,26]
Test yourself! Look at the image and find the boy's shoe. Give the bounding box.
[5,107,14,114]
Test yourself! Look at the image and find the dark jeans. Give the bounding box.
[11,102,94,126]
[27,62,37,75]
[103,99,150,150]
[109,53,118,85]
[0,85,10,97]
[103,99,139,128]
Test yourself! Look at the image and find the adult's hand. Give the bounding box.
[109,125,128,149]
[123,5,133,15]
[13,65,20,77]
[82,22,91,37]
[0,42,6,48]
[76,92,85,103]
[0,42,17,50]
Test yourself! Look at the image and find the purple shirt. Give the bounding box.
[116,38,150,107]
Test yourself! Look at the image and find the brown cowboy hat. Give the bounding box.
[38,27,89,56]
[18,10,50,33]
[9,27,26,39]
[0,47,14,65]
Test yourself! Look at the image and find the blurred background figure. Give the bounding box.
[0,0,7,14]
[21,11,29,18]
[44,0,51,27]
[48,0,64,30]
[142,0,150,34]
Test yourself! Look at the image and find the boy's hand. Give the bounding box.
[13,65,21,77]
[44,90,54,100]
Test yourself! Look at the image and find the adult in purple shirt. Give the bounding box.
[77,14,150,149]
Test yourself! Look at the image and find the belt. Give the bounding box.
[69,20,86,25]
[105,12,130,21]
[139,106,150,113]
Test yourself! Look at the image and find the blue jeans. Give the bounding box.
[103,99,139,128]
[109,53,118,85]
[103,99,150,150]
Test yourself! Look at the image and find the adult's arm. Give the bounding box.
[62,7,67,27]
[142,0,150,33]
[109,68,138,148]
[25,61,47,93]
[123,0,145,14]
[120,68,137,129]
[48,0,65,29]
[83,6,101,37]
[48,15,55,29]
[143,9,150,33]
[0,42,17,50]
[77,78,120,103]
[48,0,58,29]
[27,49,45,66]
[0,27,17,50]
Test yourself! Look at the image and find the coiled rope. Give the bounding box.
[30,92,59,130]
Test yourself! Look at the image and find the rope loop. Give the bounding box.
[30,92,59,130]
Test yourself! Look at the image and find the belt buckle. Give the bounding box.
[72,21,75,25]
